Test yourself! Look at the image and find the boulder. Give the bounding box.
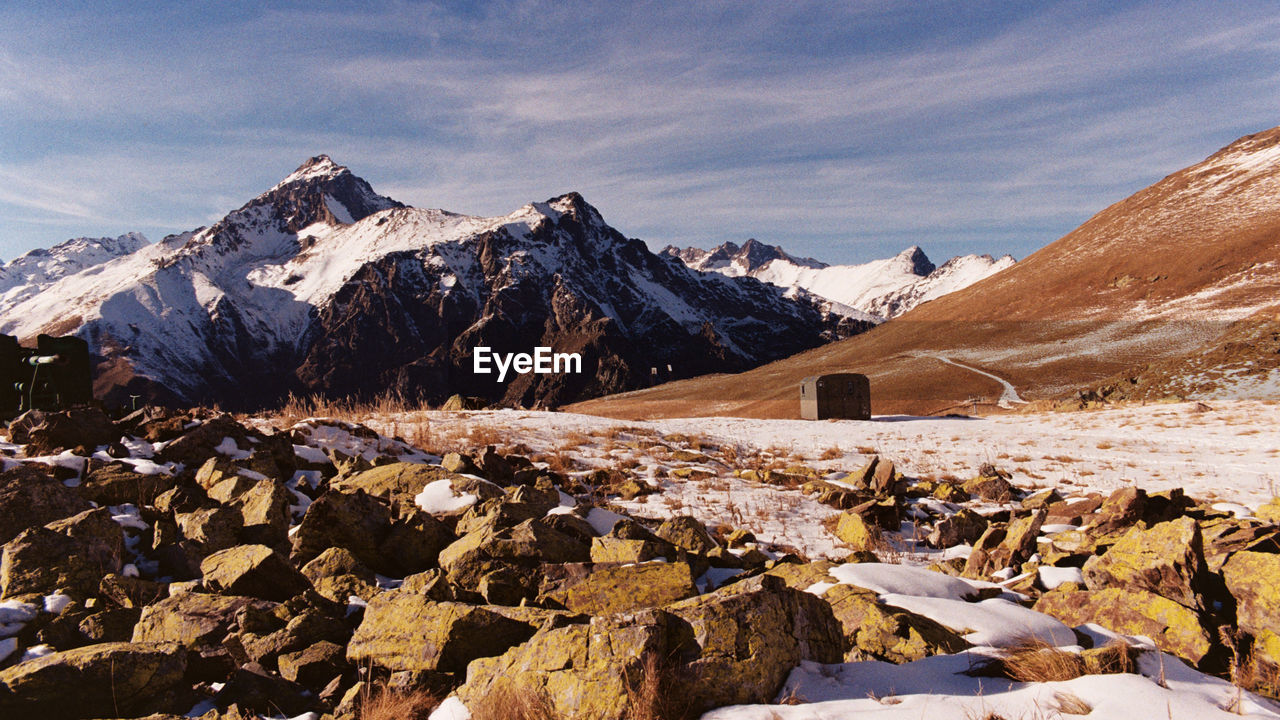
[157,415,252,467]
[277,640,350,688]
[200,545,312,601]
[441,452,482,476]
[346,593,538,673]
[538,562,698,615]
[589,536,672,564]
[213,662,315,716]
[0,464,91,544]
[457,611,672,720]
[1221,551,1280,638]
[964,509,1045,578]
[290,484,430,573]
[801,480,866,509]
[79,462,177,506]
[822,583,969,662]
[438,518,590,591]
[0,641,186,719]
[927,508,988,548]
[301,546,378,603]
[1257,497,1280,525]
[2,525,117,598]
[1033,587,1215,667]
[654,516,718,554]
[330,462,459,507]
[1082,517,1211,611]
[1093,487,1146,532]
[962,473,1015,503]
[834,511,880,552]
[851,496,903,530]
[174,505,243,555]
[663,574,844,710]
[133,593,277,648]
[18,408,119,456]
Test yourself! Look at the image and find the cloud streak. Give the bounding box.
[2,1,1278,262]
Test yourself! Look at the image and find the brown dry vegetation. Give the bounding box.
[567,129,1280,420]
[358,686,440,720]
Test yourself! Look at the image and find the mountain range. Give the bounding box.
[0,157,882,409]
[570,125,1280,418]
[663,239,1015,321]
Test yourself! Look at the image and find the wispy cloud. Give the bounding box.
[1,1,1278,262]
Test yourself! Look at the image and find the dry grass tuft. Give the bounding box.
[358,686,440,720]
[624,652,700,720]
[818,445,843,461]
[467,682,561,720]
[970,638,1085,683]
[1053,691,1093,715]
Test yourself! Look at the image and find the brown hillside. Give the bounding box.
[570,126,1280,419]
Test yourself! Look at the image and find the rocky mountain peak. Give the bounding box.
[893,246,936,277]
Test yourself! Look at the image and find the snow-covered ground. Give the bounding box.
[350,399,1280,513]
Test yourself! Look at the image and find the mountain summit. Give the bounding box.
[664,240,1013,321]
[572,125,1280,418]
[0,158,862,408]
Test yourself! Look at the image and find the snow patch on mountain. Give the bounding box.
[665,241,1015,321]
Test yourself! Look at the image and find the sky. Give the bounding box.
[2,1,1279,266]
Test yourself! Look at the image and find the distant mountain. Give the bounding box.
[0,156,864,409]
[573,126,1280,418]
[662,240,1015,321]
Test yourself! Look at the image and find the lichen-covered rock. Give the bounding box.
[763,560,838,590]
[200,544,311,601]
[0,641,186,719]
[1201,519,1280,572]
[850,496,902,530]
[79,462,177,506]
[927,508,988,548]
[1082,517,1211,611]
[538,561,697,615]
[292,489,454,577]
[1033,587,1215,667]
[301,546,378,603]
[441,452,482,476]
[834,511,880,552]
[331,462,459,507]
[962,473,1014,503]
[1093,486,1146,532]
[133,593,277,647]
[157,415,252,467]
[1257,497,1280,525]
[0,464,90,545]
[346,593,537,672]
[801,480,866,509]
[277,640,350,688]
[1221,550,1280,637]
[2,526,116,599]
[964,509,1045,578]
[457,611,670,720]
[438,518,589,591]
[233,479,292,547]
[589,536,671,564]
[654,515,718,554]
[823,583,970,663]
[664,574,843,710]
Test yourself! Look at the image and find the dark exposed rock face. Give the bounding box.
[293,192,855,408]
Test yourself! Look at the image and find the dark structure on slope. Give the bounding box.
[0,334,92,419]
[800,373,870,420]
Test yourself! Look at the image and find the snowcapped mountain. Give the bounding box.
[0,156,862,409]
[663,241,1015,321]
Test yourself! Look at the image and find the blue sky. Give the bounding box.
[2,1,1279,265]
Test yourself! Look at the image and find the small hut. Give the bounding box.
[800,373,870,420]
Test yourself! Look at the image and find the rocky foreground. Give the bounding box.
[0,407,1276,719]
